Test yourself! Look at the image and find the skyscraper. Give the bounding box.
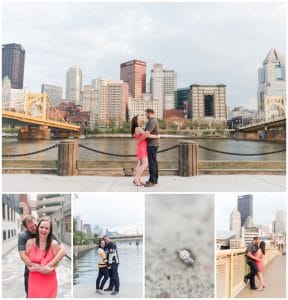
[65,67,82,105]
[2,43,25,89]
[92,78,128,126]
[275,209,286,233]
[150,64,177,119]
[120,59,146,101]
[257,49,286,120]
[237,194,253,227]
[41,84,63,107]
[230,208,241,238]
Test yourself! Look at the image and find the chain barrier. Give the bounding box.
[2,142,285,158]
[198,144,286,156]
[2,144,59,158]
[79,144,179,157]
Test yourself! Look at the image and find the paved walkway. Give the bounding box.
[2,246,71,298]
[73,283,143,298]
[2,174,286,192]
[237,255,286,298]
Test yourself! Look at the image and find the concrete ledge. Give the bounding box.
[2,168,57,174]
[2,160,286,175]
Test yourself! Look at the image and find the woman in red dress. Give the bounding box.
[26,218,60,298]
[255,241,266,291]
[131,115,160,186]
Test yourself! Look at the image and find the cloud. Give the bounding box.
[2,2,286,106]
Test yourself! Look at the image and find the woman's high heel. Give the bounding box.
[133,180,142,186]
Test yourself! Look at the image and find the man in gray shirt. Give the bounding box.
[18,215,66,297]
[141,108,159,187]
[243,237,260,290]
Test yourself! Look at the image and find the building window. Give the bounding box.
[204,95,214,117]
[2,203,5,220]
[3,231,6,241]
[8,230,10,239]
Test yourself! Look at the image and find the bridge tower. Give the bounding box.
[25,93,48,119]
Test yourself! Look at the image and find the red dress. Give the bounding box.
[255,249,264,272]
[27,242,57,298]
[134,134,148,160]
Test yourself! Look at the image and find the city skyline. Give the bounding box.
[73,193,144,234]
[2,2,285,109]
[216,193,286,231]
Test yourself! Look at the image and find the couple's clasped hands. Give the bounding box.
[28,263,55,274]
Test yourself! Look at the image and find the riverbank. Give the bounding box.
[2,174,285,192]
[73,283,143,298]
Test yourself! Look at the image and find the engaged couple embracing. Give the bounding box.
[244,237,266,291]
[96,236,120,296]
[18,215,66,298]
[131,108,160,187]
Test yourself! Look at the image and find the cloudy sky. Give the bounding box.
[3,2,285,109]
[216,192,286,231]
[73,193,144,233]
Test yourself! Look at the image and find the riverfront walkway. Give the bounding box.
[236,255,286,298]
[73,283,143,298]
[2,246,71,298]
[2,174,285,192]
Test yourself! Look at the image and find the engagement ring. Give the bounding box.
[178,249,194,265]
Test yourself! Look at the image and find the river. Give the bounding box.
[73,241,143,286]
[2,137,285,161]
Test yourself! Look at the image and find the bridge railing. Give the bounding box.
[2,140,286,176]
[216,247,281,298]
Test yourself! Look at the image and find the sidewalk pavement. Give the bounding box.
[2,174,286,192]
[73,283,143,298]
[236,254,286,298]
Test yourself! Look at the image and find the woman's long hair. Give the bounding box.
[35,218,53,257]
[131,115,139,137]
[259,241,265,255]
[98,239,105,249]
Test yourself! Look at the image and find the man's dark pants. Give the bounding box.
[24,267,29,297]
[245,261,258,289]
[148,146,159,184]
[109,263,120,292]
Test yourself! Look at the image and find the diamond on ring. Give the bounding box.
[178,249,194,265]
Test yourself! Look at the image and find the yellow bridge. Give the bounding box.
[2,92,80,139]
[2,109,80,132]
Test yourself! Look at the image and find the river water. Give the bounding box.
[2,137,285,161]
[73,241,143,286]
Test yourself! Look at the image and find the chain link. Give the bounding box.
[2,144,59,158]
